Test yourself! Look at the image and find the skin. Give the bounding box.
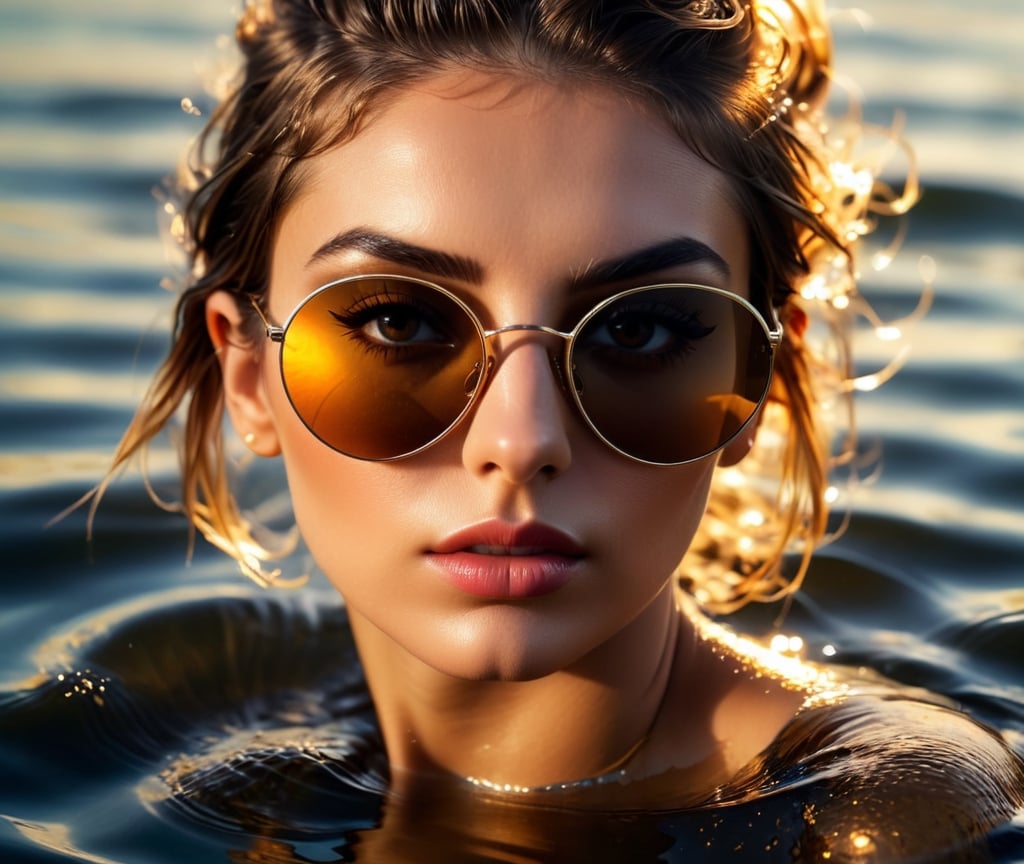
[207,70,806,801]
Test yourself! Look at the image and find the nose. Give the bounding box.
[461,334,573,485]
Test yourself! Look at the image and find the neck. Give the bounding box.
[349,587,688,790]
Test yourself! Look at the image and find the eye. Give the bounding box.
[328,291,456,357]
[358,305,446,347]
[599,311,675,353]
[583,298,716,365]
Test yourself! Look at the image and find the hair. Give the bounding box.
[91,0,913,611]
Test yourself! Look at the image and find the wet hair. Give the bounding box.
[94,0,911,610]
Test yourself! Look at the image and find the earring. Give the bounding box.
[243,432,256,446]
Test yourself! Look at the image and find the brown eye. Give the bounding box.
[330,297,451,351]
[370,309,426,344]
[607,315,656,350]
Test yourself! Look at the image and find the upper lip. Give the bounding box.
[430,520,586,557]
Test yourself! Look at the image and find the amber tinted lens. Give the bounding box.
[570,286,773,464]
[280,277,485,459]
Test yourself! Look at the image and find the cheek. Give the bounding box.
[610,462,717,575]
[280,441,419,614]
[266,384,437,608]
[264,383,378,567]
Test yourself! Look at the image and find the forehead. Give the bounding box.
[271,70,748,298]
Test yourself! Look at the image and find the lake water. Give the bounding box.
[1,1,1022,861]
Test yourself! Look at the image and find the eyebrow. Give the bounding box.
[307,228,484,283]
[306,228,730,289]
[571,237,730,289]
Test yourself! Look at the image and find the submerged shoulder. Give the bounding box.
[776,691,1024,858]
[800,691,1024,788]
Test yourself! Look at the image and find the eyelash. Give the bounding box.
[329,291,452,358]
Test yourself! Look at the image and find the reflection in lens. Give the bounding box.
[280,277,485,460]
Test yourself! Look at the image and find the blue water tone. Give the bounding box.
[1,0,1022,861]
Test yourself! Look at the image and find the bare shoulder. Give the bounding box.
[665,612,1022,858]
[767,691,1024,859]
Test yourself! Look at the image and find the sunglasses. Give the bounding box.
[250,274,782,465]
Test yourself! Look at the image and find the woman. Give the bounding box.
[91,0,1022,858]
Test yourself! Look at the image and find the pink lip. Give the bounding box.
[427,521,585,599]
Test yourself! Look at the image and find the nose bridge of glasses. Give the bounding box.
[483,323,572,342]
[475,323,574,399]
[481,323,572,372]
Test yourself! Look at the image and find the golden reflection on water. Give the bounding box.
[0,196,172,268]
[0,446,180,491]
[1,288,171,330]
[3,816,122,864]
[57,668,110,707]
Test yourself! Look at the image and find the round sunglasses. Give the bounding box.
[249,274,782,465]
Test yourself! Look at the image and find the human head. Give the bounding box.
[105,0,882,610]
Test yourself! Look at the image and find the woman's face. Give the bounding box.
[256,71,751,681]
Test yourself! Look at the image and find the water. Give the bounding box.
[1,1,1022,861]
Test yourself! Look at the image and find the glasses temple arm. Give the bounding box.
[766,304,784,348]
[248,295,285,342]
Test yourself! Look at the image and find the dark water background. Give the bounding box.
[1,0,1022,861]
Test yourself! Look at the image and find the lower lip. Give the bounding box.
[427,552,579,599]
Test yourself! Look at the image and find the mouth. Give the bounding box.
[466,544,563,556]
[431,520,586,558]
[427,521,585,599]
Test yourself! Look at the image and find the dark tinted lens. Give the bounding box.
[570,286,773,464]
[280,277,485,459]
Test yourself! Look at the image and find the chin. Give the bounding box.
[421,611,598,683]
[433,652,561,683]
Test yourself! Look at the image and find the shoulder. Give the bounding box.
[771,691,1024,859]
[792,690,1024,790]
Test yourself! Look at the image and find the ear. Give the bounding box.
[718,406,764,468]
[206,291,281,457]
